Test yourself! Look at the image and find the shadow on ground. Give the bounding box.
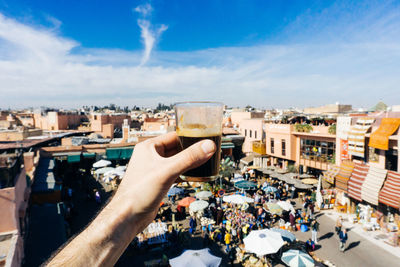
[319,232,334,241]
[345,241,360,252]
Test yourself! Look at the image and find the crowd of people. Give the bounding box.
[129,169,335,266]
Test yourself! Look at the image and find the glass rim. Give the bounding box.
[174,101,224,107]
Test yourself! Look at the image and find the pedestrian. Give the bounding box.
[311,219,319,244]
[231,225,237,244]
[291,185,296,199]
[339,229,348,252]
[335,216,343,235]
[289,210,296,231]
[189,216,197,236]
[202,229,210,248]
[94,190,101,204]
[228,246,236,266]
[225,231,232,252]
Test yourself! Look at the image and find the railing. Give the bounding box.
[252,141,266,155]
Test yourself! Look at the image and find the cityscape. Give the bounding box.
[1,1,400,267]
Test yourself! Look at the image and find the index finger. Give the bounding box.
[152,132,182,152]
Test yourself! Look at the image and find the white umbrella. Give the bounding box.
[189,200,209,213]
[277,200,294,211]
[169,248,221,267]
[115,165,127,171]
[195,191,213,200]
[223,194,254,204]
[281,249,314,267]
[104,169,125,177]
[93,159,112,168]
[95,167,115,175]
[243,229,284,255]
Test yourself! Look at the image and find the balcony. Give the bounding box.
[252,141,266,155]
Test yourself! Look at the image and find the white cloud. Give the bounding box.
[0,1,399,109]
[134,3,168,66]
[134,3,153,17]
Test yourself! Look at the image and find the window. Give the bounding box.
[250,130,252,138]
[300,138,335,163]
[282,139,286,156]
[94,115,97,120]
[255,131,257,139]
[271,138,274,154]
[245,129,247,136]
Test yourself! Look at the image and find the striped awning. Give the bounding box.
[369,118,400,150]
[379,171,400,209]
[323,165,340,184]
[335,160,354,192]
[347,162,369,202]
[361,166,388,205]
[337,117,352,140]
[348,118,375,158]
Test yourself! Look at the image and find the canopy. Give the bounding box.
[302,178,318,185]
[263,186,278,193]
[178,197,196,207]
[265,203,283,215]
[243,229,284,255]
[323,165,340,184]
[240,154,254,165]
[195,191,213,200]
[347,162,369,201]
[262,169,276,175]
[361,166,388,205]
[270,228,296,242]
[293,182,313,190]
[104,169,125,177]
[169,248,222,267]
[277,200,294,211]
[234,180,257,190]
[115,165,127,171]
[335,160,355,192]
[93,159,112,168]
[168,187,184,196]
[95,167,115,175]
[337,116,352,140]
[281,249,314,267]
[348,117,375,157]
[379,170,400,209]
[369,118,400,150]
[298,174,314,179]
[232,176,244,183]
[189,200,209,212]
[223,194,254,204]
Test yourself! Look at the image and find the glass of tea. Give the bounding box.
[175,101,224,182]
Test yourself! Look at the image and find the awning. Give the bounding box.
[83,152,96,158]
[221,142,235,149]
[369,118,400,150]
[240,154,254,165]
[335,160,354,192]
[323,165,340,184]
[106,147,134,160]
[379,170,400,209]
[67,154,81,163]
[361,166,388,205]
[337,117,352,140]
[348,118,375,158]
[347,162,369,202]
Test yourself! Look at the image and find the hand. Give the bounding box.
[112,131,217,233]
[48,132,216,266]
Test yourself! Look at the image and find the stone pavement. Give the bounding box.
[293,210,400,267]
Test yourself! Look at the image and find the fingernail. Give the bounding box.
[201,140,216,154]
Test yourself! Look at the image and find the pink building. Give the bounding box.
[239,118,264,154]
[230,110,265,128]
[0,154,32,267]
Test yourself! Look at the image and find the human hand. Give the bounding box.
[111,131,216,234]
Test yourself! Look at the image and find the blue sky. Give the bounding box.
[0,0,399,109]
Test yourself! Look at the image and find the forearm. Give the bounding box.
[48,198,142,267]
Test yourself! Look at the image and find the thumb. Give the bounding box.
[167,139,217,178]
